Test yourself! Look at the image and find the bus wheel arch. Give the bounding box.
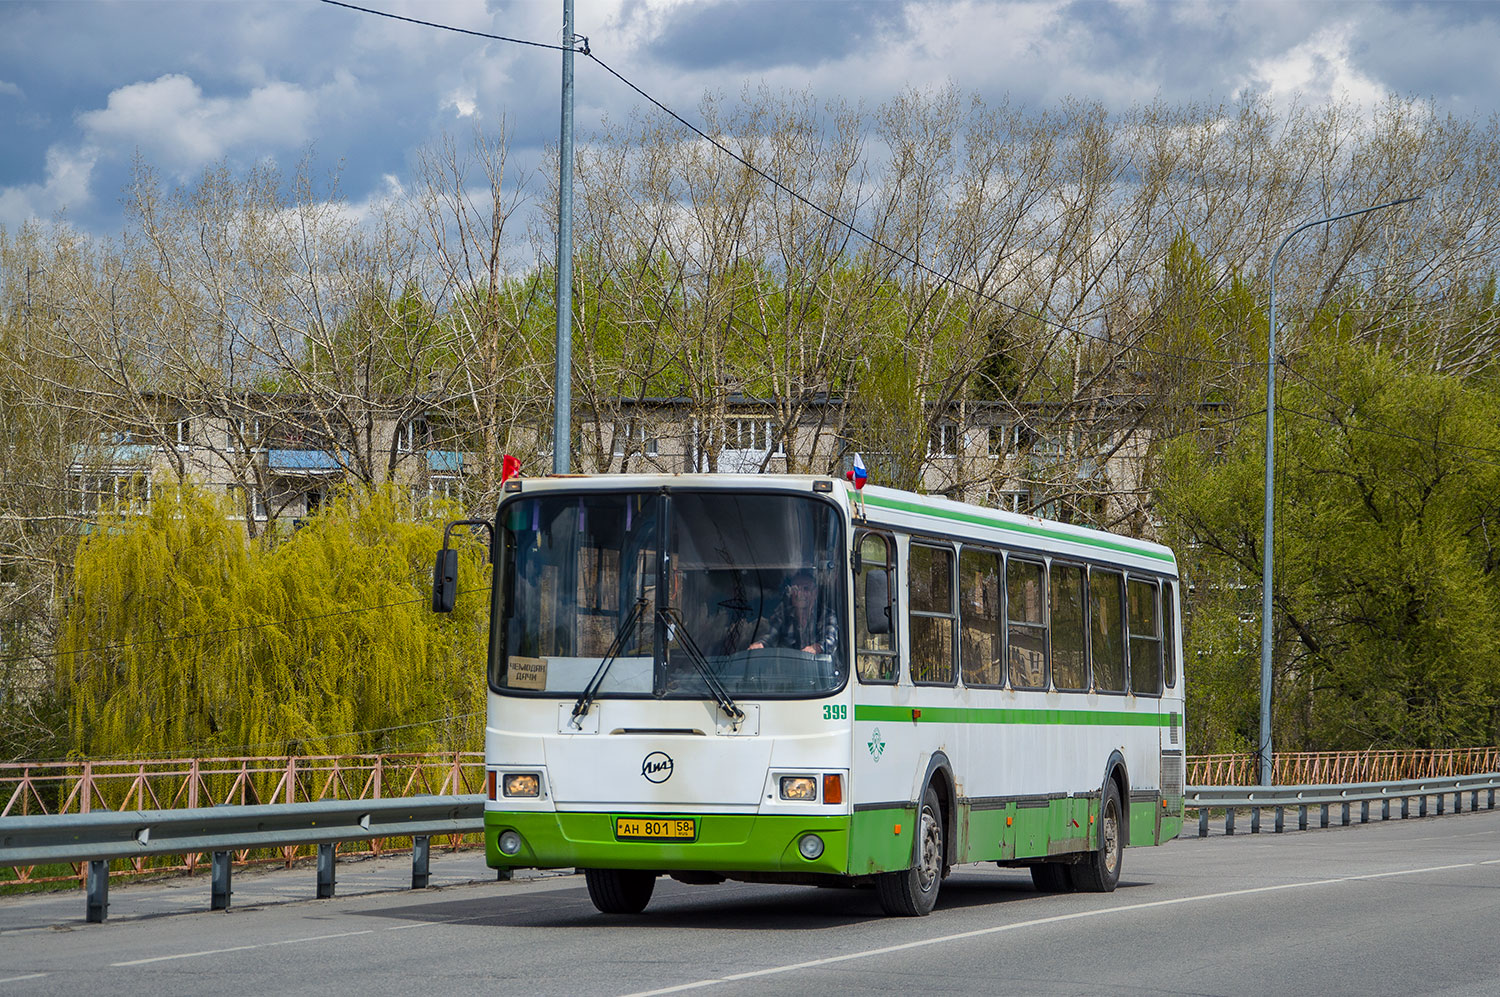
[875,783,944,916]
[1070,752,1128,893]
[1102,750,1129,848]
[918,752,957,873]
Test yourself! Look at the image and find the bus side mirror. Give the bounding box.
[432,548,458,613]
[864,568,891,635]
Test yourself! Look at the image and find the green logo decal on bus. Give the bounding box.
[868,727,886,761]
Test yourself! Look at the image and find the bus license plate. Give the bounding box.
[615,817,696,841]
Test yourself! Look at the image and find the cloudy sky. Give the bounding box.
[2,0,1497,235]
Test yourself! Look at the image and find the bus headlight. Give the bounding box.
[503,773,541,798]
[798,834,825,860]
[780,776,817,801]
[498,830,523,855]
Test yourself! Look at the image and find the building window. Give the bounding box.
[928,420,959,457]
[71,471,150,515]
[725,417,785,456]
[990,489,1030,514]
[174,419,192,448]
[988,423,1020,458]
[613,423,659,458]
[398,417,430,453]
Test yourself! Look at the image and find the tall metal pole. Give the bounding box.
[552,0,576,474]
[1259,194,1420,786]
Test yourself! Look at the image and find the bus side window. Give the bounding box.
[959,547,1003,687]
[1163,582,1178,689]
[855,532,898,683]
[908,542,957,686]
[1049,561,1088,691]
[1127,577,1163,697]
[1007,557,1048,689]
[1090,567,1127,694]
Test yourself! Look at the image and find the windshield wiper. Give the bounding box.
[570,596,648,728]
[659,607,745,724]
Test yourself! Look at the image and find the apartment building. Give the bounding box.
[67,394,1153,532]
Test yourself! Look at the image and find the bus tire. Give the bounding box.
[584,868,656,914]
[1069,780,1123,893]
[875,786,943,916]
[1030,862,1074,893]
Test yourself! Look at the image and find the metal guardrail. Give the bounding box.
[0,795,484,922]
[1185,772,1500,837]
[5,772,1498,923]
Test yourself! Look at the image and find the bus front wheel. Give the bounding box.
[584,868,657,914]
[875,786,943,916]
[1069,780,1123,893]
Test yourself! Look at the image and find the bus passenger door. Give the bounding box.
[848,530,917,875]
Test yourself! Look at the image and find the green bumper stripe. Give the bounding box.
[860,492,1176,565]
[855,704,1172,727]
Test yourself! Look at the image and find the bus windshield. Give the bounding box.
[492,489,846,699]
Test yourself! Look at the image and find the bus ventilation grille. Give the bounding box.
[1160,752,1184,813]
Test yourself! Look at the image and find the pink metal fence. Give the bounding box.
[1186,747,1500,787]
[1,753,486,889]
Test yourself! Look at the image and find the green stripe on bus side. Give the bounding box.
[859,492,1177,565]
[854,704,1172,727]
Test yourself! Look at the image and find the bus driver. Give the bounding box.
[747,569,838,656]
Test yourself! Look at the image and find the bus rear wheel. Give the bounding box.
[584,868,657,914]
[1069,780,1123,893]
[875,786,943,916]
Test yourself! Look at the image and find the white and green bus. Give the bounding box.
[434,474,1183,916]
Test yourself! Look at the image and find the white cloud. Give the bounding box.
[445,88,478,119]
[0,80,22,99]
[1235,24,1386,110]
[0,145,98,227]
[76,74,318,173]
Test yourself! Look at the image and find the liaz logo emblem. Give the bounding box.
[867,727,886,762]
[641,751,674,783]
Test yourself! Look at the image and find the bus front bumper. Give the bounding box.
[484,810,852,875]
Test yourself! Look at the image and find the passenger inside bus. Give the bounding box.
[748,569,838,656]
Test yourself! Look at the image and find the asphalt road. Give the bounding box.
[2,808,1498,996]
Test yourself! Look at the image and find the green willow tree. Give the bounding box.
[56,483,489,759]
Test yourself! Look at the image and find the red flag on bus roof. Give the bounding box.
[501,454,521,483]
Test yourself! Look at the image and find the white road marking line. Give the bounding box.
[113,945,260,967]
[619,860,1493,997]
[110,930,374,967]
[0,974,48,983]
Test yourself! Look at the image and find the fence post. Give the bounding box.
[1401,797,1409,819]
[1420,795,1428,818]
[211,851,232,910]
[317,842,336,899]
[1250,808,1260,834]
[1274,806,1284,833]
[1381,799,1390,821]
[1225,808,1236,835]
[1298,805,1308,830]
[1199,809,1208,838]
[412,835,431,889]
[1320,804,1329,828]
[1437,793,1445,816]
[1360,800,1369,824]
[86,859,108,923]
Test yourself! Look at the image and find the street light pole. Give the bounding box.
[552,0,577,475]
[1259,194,1420,786]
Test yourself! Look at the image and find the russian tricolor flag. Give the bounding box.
[851,452,868,490]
